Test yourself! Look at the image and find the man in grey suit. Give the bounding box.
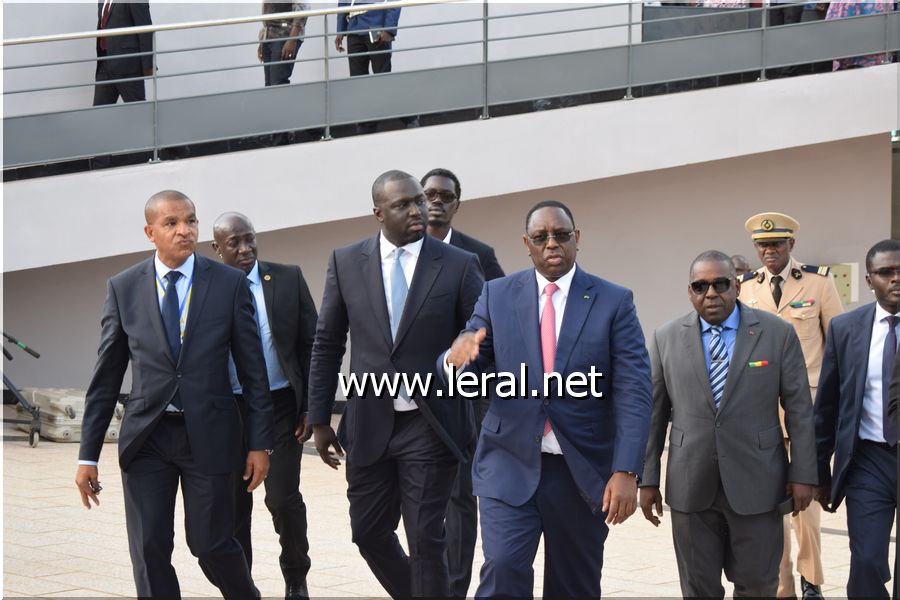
[640,250,818,598]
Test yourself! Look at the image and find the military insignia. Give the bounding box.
[264,274,272,281]
[800,264,830,277]
[791,268,802,280]
[789,299,815,308]
[738,270,758,283]
[748,299,758,304]
[761,219,775,231]
[748,360,769,367]
[756,272,765,284]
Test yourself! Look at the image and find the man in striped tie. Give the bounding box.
[640,250,818,598]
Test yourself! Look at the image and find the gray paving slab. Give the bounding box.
[3,406,894,597]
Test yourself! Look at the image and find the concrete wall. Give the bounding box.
[3,134,891,390]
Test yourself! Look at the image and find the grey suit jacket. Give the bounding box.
[642,303,818,516]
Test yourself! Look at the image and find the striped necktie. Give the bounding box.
[708,325,729,410]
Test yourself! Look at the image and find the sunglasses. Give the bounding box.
[423,190,458,205]
[690,278,733,295]
[527,231,575,246]
[869,267,900,279]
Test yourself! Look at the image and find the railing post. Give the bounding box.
[759,1,768,81]
[323,16,333,140]
[151,33,160,162]
[480,0,489,120]
[625,1,634,100]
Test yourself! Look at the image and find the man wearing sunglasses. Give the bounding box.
[443,200,652,598]
[421,167,504,598]
[815,239,900,599]
[738,212,842,599]
[641,250,817,598]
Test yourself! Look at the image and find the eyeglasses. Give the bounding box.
[423,190,458,205]
[526,230,575,245]
[869,267,900,278]
[690,278,733,295]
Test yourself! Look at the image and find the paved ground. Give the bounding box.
[2,405,893,598]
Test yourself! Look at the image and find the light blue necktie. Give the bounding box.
[390,248,408,340]
[708,325,729,410]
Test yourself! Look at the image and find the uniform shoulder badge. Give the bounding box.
[791,268,802,280]
[738,270,758,283]
[800,264,831,277]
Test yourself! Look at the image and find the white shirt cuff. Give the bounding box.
[78,460,99,466]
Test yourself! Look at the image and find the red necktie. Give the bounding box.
[99,0,112,51]
[541,283,559,436]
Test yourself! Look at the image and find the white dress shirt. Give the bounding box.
[859,303,900,443]
[441,228,454,244]
[380,232,423,411]
[535,265,576,454]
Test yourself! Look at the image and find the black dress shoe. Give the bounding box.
[801,576,823,599]
[285,580,309,600]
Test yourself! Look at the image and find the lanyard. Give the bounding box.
[155,270,194,340]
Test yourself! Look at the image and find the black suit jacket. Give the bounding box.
[814,302,886,511]
[79,254,273,474]
[307,234,484,465]
[257,260,318,422]
[448,229,505,281]
[96,1,153,77]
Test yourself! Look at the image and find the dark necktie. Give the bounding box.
[882,315,898,445]
[771,275,783,308]
[162,270,183,410]
[708,325,729,410]
[99,0,112,51]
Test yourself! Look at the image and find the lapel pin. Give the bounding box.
[583,295,590,299]
[748,360,768,367]
[749,330,755,336]
[264,274,272,281]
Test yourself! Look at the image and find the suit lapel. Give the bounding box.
[555,268,595,373]
[681,313,717,412]
[448,230,464,250]
[142,257,174,365]
[851,304,877,407]
[720,304,761,411]
[259,261,275,316]
[359,235,393,350]
[514,270,543,376]
[393,236,442,350]
[178,254,211,366]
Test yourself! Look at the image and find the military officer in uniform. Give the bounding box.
[738,212,843,599]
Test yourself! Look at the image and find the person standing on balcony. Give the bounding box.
[259,2,309,87]
[93,0,153,105]
[738,212,843,599]
[334,0,419,133]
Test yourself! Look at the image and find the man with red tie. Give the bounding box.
[94,0,153,105]
[444,200,652,598]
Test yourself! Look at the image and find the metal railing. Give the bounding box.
[3,1,897,170]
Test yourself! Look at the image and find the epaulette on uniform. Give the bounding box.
[800,264,831,277]
[738,270,759,283]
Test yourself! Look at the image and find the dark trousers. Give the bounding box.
[766,5,804,77]
[261,38,300,87]
[346,34,416,133]
[122,414,257,599]
[844,440,898,599]
[93,55,146,105]
[234,387,310,586]
[476,454,610,599]
[445,401,486,598]
[346,409,457,599]
[669,482,782,598]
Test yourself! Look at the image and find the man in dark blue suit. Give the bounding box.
[815,238,900,598]
[306,170,484,598]
[444,200,652,598]
[75,190,273,599]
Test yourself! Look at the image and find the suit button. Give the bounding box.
[715,421,720,428]
[534,435,541,443]
[712,452,718,460]
[176,372,182,379]
[543,399,550,406]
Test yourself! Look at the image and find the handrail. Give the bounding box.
[2,0,460,46]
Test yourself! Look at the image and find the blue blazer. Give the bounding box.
[442,266,652,514]
[814,301,879,511]
[336,1,400,38]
